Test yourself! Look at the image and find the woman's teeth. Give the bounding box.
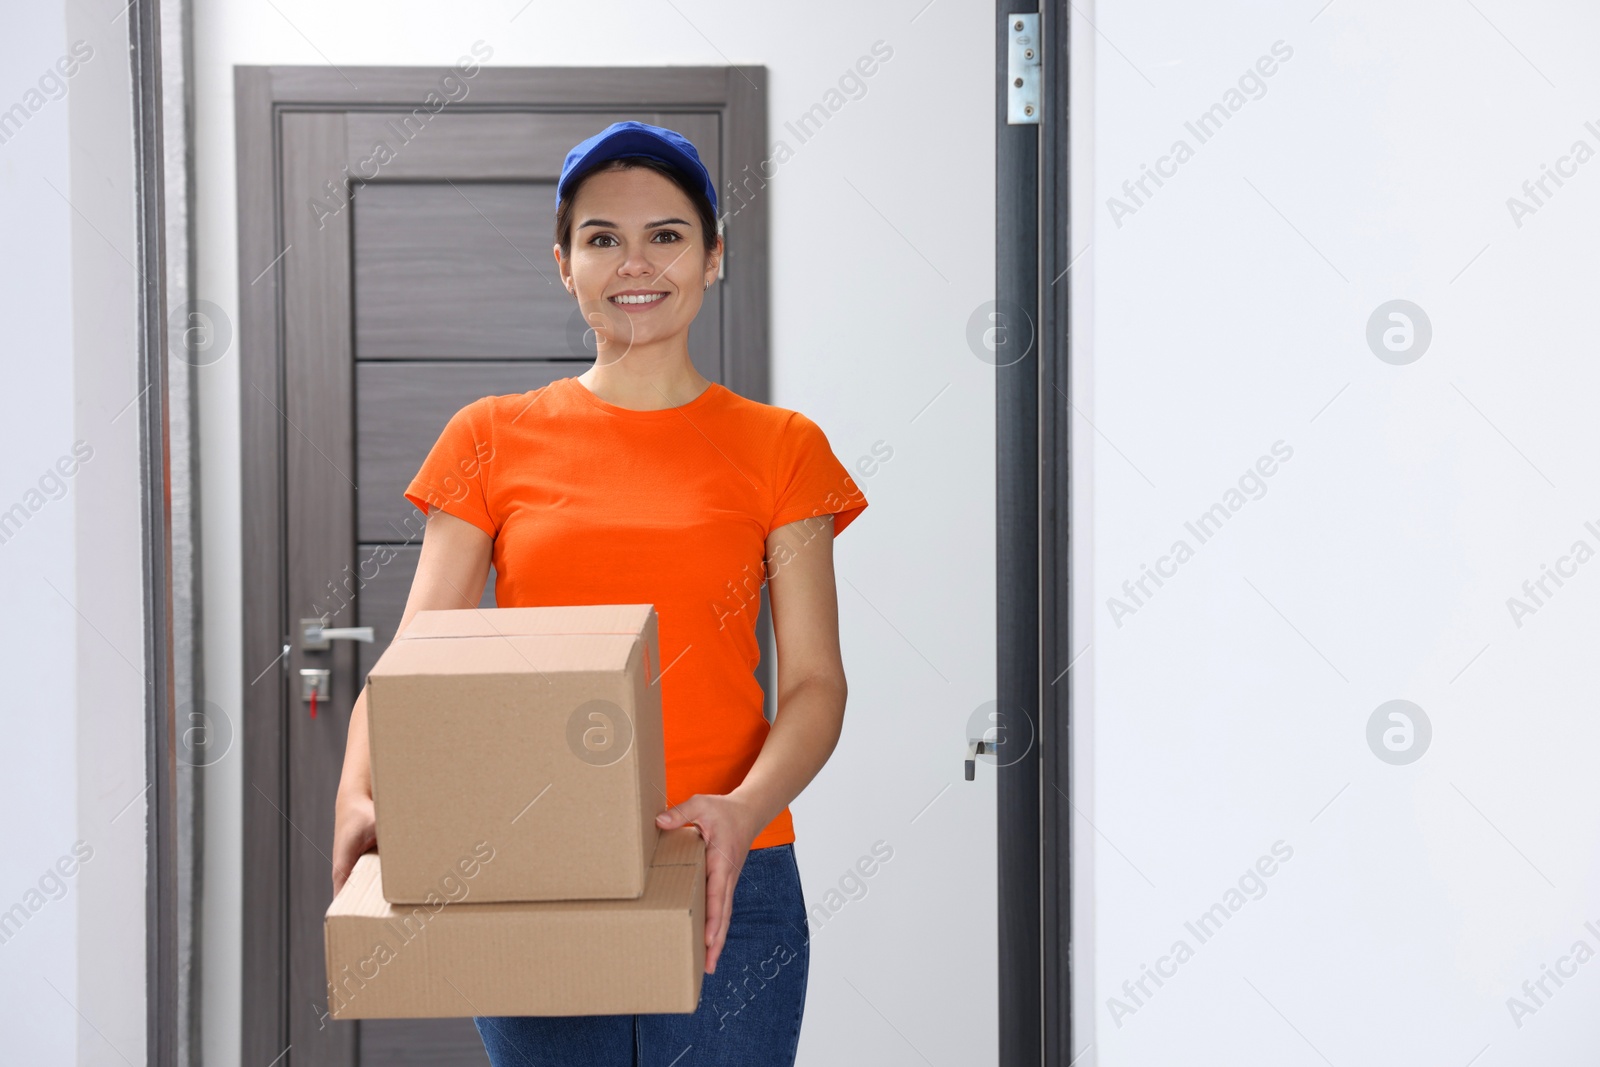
[611,293,666,305]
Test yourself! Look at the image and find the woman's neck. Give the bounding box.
[579,352,711,411]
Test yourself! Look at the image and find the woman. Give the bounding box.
[330,120,869,1067]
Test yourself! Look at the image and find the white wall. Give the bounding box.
[0,4,82,1062]
[1079,1,1600,1063]
[0,0,147,1063]
[66,0,150,1059]
[192,3,997,1064]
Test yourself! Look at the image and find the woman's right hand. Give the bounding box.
[332,790,377,896]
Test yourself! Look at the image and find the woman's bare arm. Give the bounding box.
[331,508,492,893]
[729,512,849,829]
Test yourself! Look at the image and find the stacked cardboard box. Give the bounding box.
[324,604,706,1019]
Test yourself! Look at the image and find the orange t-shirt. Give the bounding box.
[401,375,869,850]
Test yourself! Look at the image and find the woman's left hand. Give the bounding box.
[656,792,764,974]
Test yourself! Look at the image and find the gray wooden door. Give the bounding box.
[279,108,726,1067]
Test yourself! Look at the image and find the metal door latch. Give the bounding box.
[300,668,331,702]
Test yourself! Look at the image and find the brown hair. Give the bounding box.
[554,156,719,261]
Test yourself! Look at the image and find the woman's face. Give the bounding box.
[556,166,720,357]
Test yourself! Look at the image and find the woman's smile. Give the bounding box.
[609,289,669,310]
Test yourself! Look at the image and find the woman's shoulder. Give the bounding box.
[712,384,817,435]
[468,378,571,422]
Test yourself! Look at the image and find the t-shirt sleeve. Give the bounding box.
[401,397,497,539]
[767,411,869,539]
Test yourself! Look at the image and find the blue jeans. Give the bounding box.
[474,843,810,1067]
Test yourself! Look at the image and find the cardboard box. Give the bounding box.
[366,604,666,903]
[324,827,706,1019]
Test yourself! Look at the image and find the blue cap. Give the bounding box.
[556,120,718,215]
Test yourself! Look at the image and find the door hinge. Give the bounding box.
[1007,13,1041,125]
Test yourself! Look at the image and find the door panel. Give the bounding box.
[346,109,723,367]
[354,361,567,542]
[354,546,495,682]
[280,106,727,1067]
[351,179,723,362]
[358,1020,490,1066]
[353,182,568,359]
[344,111,653,181]
[342,111,720,187]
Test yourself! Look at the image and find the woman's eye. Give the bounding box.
[588,231,681,247]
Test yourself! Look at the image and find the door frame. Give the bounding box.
[132,0,179,1063]
[234,62,769,1066]
[995,2,1073,1064]
[1038,3,1072,1063]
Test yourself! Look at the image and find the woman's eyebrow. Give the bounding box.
[578,217,692,230]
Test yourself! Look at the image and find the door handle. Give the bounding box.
[299,617,375,651]
[965,737,994,781]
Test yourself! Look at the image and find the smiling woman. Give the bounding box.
[330,120,869,1067]
[551,123,724,389]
